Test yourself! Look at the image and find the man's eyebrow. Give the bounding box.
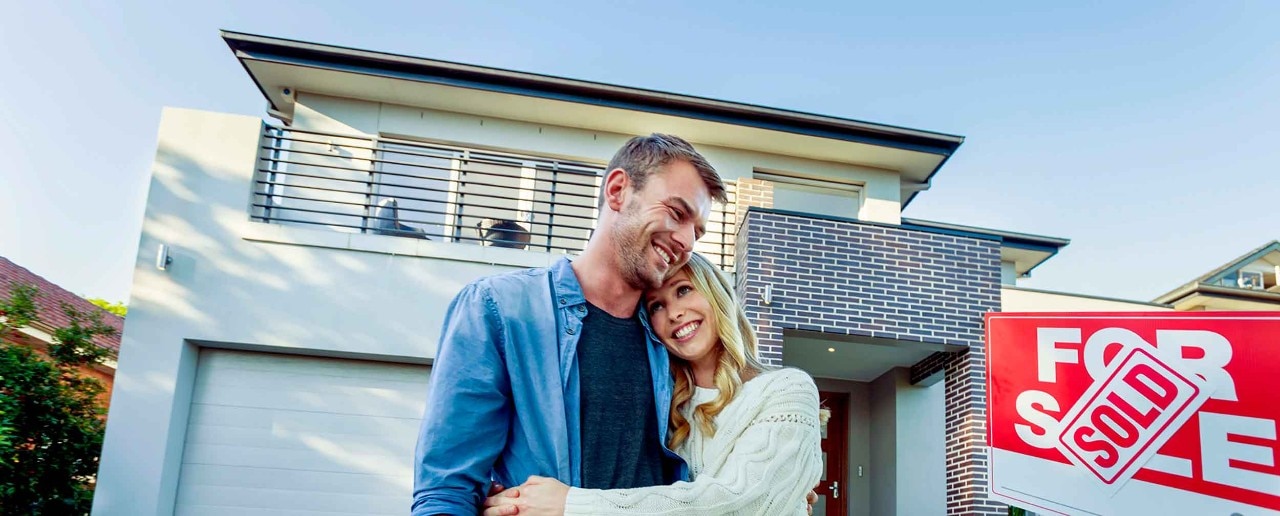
[665,196,696,219]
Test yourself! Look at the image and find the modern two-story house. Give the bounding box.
[92,32,1165,516]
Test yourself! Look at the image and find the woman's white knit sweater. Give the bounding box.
[563,368,823,515]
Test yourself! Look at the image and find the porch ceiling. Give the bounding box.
[781,331,961,382]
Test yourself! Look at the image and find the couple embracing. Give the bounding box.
[413,134,823,516]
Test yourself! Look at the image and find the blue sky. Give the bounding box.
[1,0,1276,303]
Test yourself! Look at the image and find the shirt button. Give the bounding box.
[560,298,566,305]
[567,327,576,335]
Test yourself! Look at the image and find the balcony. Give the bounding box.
[251,126,738,270]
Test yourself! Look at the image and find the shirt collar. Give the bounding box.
[553,257,664,348]
[550,257,586,308]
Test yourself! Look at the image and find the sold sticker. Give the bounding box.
[1056,345,1208,488]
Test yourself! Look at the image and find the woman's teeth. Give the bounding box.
[675,321,700,339]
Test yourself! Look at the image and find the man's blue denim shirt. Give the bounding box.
[412,257,689,515]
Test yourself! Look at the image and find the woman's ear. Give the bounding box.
[601,168,630,212]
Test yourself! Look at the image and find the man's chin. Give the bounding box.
[637,268,666,290]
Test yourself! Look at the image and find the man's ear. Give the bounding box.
[601,168,630,212]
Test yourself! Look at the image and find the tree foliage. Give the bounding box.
[1,283,113,514]
[84,298,126,318]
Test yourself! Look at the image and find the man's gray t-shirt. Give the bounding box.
[576,302,668,489]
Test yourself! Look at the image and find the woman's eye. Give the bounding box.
[648,302,664,313]
[677,285,692,296]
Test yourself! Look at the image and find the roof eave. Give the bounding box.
[221,30,965,158]
[1155,283,1280,306]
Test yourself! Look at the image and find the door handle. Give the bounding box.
[832,481,839,499]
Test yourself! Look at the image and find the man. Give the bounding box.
[412,133,725,515]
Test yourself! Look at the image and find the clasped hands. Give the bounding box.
[482,476,567,516]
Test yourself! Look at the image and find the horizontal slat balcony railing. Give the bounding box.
[252,125,738,271]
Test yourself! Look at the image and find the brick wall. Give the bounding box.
[734,207,1005,515]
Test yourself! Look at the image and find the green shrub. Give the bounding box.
[0,284,113,514]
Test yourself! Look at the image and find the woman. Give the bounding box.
[484,252,823,515]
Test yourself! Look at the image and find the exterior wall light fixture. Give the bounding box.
[156,244,173,271]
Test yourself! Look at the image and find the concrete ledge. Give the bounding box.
[239,221,563,269]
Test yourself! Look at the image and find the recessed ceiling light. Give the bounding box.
[828,347,836,353]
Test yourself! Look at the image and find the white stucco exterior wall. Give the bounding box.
[868,371,898,516]
[868,368,946,515]
[894,369,946,515]
[1001,286,1173,312]
[93,108,553,515]
[292,93,906,224]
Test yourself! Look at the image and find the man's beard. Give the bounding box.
[613,202,662,290]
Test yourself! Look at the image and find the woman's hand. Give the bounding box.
[482,475,569,516]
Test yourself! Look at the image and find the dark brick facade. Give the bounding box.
[734,207,1005,515]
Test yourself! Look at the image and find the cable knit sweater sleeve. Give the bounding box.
[562,369,823,515]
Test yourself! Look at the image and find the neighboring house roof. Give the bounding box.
[1153,240,1280,306]
[0,256,123,354]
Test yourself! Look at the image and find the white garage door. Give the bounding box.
[174,349,430,515]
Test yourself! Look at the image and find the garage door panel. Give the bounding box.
[200,349,423,380]
[175,350,429,515]
[182,439,414,477]
[185,415,420,447]
[178,463,406,496]
[195,363,428,396]
[192,385,424,418]
[180,509,378,516]
[175,483,402,515]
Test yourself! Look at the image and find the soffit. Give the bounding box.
[240,59,947,199]
[1173,292,1280,311]
[1003,246,1054,276]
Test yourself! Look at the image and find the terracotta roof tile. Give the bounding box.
[0,256,123,353]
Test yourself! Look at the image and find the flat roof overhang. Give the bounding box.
[901,218,1071,277]
[222,31,965,207]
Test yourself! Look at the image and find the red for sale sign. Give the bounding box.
[986,312,1280,515]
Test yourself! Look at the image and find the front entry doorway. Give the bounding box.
[815,391,849,516]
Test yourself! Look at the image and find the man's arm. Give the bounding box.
[412,283,512,515]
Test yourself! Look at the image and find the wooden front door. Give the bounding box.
[816,391,849,516]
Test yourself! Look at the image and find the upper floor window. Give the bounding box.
[754,169,862,220]
[1238,270,1264,290]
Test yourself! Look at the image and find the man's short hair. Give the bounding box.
[602,133,727,208]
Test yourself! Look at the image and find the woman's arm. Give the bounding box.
[563,370,822,515]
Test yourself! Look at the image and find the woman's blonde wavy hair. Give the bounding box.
[665,253,775,450]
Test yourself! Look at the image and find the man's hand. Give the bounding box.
[483,476,568,516]
[806,488,818,515]
[482,482,519,516]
